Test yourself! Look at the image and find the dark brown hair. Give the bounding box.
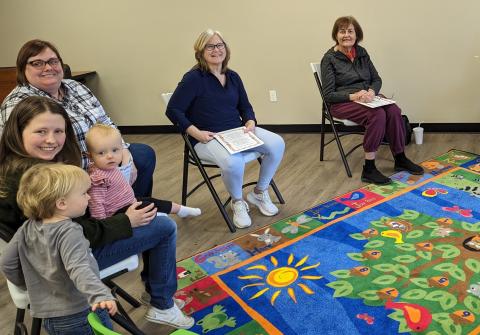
[16,39,64,85]
[0,96,81,197]
[331,16,363,45]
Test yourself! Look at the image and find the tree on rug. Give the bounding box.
[327,209,480,334]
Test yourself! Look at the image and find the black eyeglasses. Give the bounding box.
[27,58,61,69]
[205,43,225,51]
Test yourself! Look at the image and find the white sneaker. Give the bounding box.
[140,292,185,309]
[247,190,279,216]
[230,200,252,228]
[145,304,194,329]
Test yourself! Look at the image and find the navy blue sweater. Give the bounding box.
[166,68,256,144]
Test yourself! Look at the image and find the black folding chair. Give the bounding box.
[181,133,285,232]
[310,62,364,177]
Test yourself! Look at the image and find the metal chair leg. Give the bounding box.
[183,134,236,232]
[14,322,27,335]
[14,308,26,335]
[111,313,146,335]
[196,159,236,233]
[326,112,353,177]
[104,278,141,308]
[269,179,285,204]
[30,317,42,335]
[182,143,189,205]
[112,288,136,325]
[320,109,326,161]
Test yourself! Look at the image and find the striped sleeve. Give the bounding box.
[87,179,108,220]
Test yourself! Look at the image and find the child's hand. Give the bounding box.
[92,300,118,315]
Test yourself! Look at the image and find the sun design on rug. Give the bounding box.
[238,253,322,305]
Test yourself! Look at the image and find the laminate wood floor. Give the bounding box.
[1,132,478,334]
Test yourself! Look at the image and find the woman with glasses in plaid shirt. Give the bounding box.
[0,39,155,198]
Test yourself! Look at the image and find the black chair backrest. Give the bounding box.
[0,223,15,243]
[311,63,330,113]
[63,64,72,79]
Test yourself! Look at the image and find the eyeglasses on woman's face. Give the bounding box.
[205,43,225,51]
[27,58,61,69]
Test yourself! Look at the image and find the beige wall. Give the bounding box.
[1,1,479,126]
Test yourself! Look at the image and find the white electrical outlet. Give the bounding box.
[269,90,277,102]
[161,92,172,105]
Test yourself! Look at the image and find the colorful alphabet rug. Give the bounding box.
[175,149,480,334]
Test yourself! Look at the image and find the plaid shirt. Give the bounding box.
[0,80,128,168]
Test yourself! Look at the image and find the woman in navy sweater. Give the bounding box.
[166,29,285,229]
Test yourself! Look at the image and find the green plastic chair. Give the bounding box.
[88,311,199,335]
[170,330,198,335]
[87,312,121,335]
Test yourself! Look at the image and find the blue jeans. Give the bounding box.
[43,308,111,335]
[129,143,156,197]
[92,215,177,310]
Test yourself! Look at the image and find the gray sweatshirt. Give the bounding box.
[320,45,382,104]
[0,219,114,318]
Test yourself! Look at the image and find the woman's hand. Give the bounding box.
[121,148,132,166]
[349,90,369,102]
[196,130,216,143]
[187,125,215,143]
[363,89,375,102]
[122,148,137,183]
[244,120,256,133]
[125,201,157,227]
[91,300,118,315]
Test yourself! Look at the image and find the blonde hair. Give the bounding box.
[194,29,231,73]
[85,123,121,152]
[17,163,90,220]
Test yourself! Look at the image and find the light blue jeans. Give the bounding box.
[194,127,285,200]
[43,308,111,335]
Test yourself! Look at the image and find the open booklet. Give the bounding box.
[214,126,264,154]
[355,96,395,108]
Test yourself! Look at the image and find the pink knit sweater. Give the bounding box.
[87,164,135,219]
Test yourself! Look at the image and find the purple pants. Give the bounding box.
[330,101,405,154]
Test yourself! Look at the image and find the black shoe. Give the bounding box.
[394,158,424,175]
[361,166,392,185]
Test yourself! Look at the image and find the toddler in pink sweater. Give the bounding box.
[85,124,201,219]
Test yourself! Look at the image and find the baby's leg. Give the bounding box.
[140,197,201,218]
[138,197,172,214]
